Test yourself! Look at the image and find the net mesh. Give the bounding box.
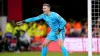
[92,0,100,56]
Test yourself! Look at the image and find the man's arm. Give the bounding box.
[55,13,66,30]
[25,14,43,22]
[16,14,43,25]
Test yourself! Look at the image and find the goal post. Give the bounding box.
[88,0,100,56]
[88,0,92,56]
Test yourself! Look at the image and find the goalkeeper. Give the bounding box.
[16,3,68,56]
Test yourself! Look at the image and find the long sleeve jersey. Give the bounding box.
[25,12,66,32]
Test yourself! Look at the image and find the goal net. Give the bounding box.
[91,0,100,56]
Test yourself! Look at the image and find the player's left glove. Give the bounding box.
[58,28,61,32]
[56,29,61,34]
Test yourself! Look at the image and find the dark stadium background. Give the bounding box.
[1,0,87,21]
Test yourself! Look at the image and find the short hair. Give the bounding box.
[43,3,51,9]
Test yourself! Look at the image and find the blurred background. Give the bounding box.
[0,0,99,56]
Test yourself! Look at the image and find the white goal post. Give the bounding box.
[88,0,92,56]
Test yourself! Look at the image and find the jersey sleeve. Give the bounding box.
[55,13,66,29]
[25,14,43,22]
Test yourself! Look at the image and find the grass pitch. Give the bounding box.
[0,52,88,56]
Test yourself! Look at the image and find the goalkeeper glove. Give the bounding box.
[56,28,61,34]
[16,20,25,25]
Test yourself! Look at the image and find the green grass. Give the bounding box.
[0,52,88,56]
[1,52,100,56]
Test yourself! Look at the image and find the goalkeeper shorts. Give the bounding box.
[46,28,65,42]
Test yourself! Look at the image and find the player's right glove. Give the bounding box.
[16,20,25,25]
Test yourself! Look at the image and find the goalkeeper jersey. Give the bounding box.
[25,12,66,32]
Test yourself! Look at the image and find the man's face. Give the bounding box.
[43,6,50,14]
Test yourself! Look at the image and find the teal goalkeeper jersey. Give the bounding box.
[25,12,66,32]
